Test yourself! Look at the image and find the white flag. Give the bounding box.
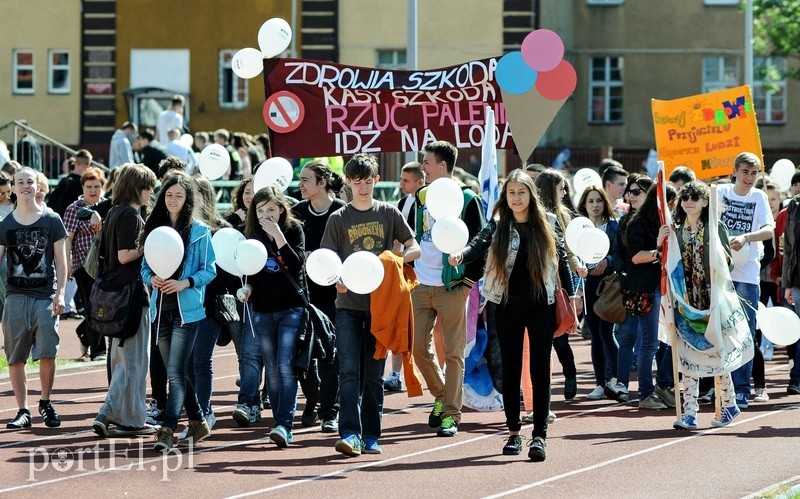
[479,106,499,219]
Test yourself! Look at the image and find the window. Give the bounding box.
[753,56,787,124]
[702,56,739,93]
[48,50,70,94]
[219,50,247,109]
[376,49,407,70]
[13,49,34,94]
[589,57,623,124]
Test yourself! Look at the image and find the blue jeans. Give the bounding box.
[155,309,202,430]
[235,302,262,407]
[253,307,305,429]
[191,317,219,417]
[615,288,663,400]
[731,281,759,395]
[789,288,800,385]
[336,308,385,441]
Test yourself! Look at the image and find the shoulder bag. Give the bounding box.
[593,272,626,324]
[554,273,578,338]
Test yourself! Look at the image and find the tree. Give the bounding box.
[753,0,800,81]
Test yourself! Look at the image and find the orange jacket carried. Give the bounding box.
[370,250,423,397]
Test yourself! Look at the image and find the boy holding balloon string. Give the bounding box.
[321,153,420,457]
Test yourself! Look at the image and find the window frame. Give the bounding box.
[218,49,248,109]
[702,56,739,94]
[376,49,408,70]
[753,56,787,125]
[13,49,35,95]
[703,0,739,5]
[588,56,624,124]
[48,49,71,94]
[587,0,623,5]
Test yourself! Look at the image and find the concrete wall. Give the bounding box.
[0,0,82,144]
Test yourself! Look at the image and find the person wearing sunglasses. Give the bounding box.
[670,181,739,429]
[718,152,775,410]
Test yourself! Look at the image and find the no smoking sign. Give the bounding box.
[263,91,305,133]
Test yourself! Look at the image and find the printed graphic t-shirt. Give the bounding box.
[321,201,414,311]
[0,209,68,299]
[717,183,774,284]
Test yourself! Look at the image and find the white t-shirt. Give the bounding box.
[156,109,184,144]
[717,183,774,284]
[415,204,444,286]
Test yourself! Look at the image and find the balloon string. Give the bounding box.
[156,291,163,345]
[242,276,256,338]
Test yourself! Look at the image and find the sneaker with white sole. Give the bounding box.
[654,386,676,408]
[587,385,605,400]
[639,394,667,410]
[383,371,403,392]
[153,427,175,452]
[177,420,211,446]
[753,388,769,402]
[146,400,163,426]
[335,434,362,456]
[711,404,740,427]
[269,425,293,448]
[673,413,698,430]
[605,381,629,403]
[232,404,251,427]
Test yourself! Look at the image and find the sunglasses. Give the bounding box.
[627,188,644,196]
[680,193,703,202]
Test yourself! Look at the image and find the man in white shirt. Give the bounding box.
[718,151,775,410]
[156,95,185,145]
[165,128,197,174]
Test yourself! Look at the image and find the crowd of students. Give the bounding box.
[1,140,799,464]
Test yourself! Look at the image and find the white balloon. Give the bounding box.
[235,239,268,276]
[254,157,294,192]
[258,18,292,58]
[431,216,469,255]
[757,306,800,346]
[306,248,343,286]
[231,47,264,79]
[144,227,184,279]
[212,228,245,277]
[575,228,610,264]
[341,251,384,295]
[572,168,602,198]
[198,144,231,181]
[425,178,464,220]
[180,133,194,149]
[565,216,594,254]
[770,158,795,192]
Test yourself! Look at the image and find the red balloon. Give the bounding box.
[535,60,577,101]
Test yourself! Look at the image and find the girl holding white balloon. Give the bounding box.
[576,186,622,400]
[140,172,217,451]
[535,170,585,402]
[449,169,576,462]
[238,186,306,448]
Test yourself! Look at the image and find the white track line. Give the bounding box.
[741,474,800,499]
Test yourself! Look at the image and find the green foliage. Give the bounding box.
[753,0,800,81]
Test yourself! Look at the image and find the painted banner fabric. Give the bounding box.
[659,182,754,377]
[651,85,763,180]
[478,106,499,219]
[262,58,514,158]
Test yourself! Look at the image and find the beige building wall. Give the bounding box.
[339,0,502,69]
[0,0,82,144]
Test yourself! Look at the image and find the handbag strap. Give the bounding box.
[264,243,310,308]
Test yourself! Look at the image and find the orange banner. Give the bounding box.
[651,85,763,180]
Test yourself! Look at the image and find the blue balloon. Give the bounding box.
[495,52,537,94]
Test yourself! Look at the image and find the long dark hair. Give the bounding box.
[577,185,615,222]
[625,183,660,247]
[139,171,195,251]
[302,160,344,194]
[489,169,557,302]
[227,178,253,216]
[192,173,229,233]
[673,180,710,226]
[244,186,300,241]
[535,169,572,231]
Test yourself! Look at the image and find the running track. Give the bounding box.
[1,320,798,498]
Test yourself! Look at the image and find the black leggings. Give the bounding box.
[496,296,555,439]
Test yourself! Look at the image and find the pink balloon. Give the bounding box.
[535,60,577,101]
[521,29,565,72]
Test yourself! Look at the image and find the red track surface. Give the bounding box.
[1,320,799,498]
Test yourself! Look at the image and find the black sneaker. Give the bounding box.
[301,403,319,428]
[787,383,800,395]
[564,378,578,401]
[321,418,339,433]
[436,416,458,437]
[428,400,444,428]
[7,409,32,429]
[93,416,109,438]
[528,436,547,462]
[502,435,522,455]
[261,391,271,410]
[39,400,61,428]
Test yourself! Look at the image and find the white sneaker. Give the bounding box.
[753,388,769,402]
[587,385,605,400]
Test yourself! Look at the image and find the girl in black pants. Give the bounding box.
[451,169,575,462]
